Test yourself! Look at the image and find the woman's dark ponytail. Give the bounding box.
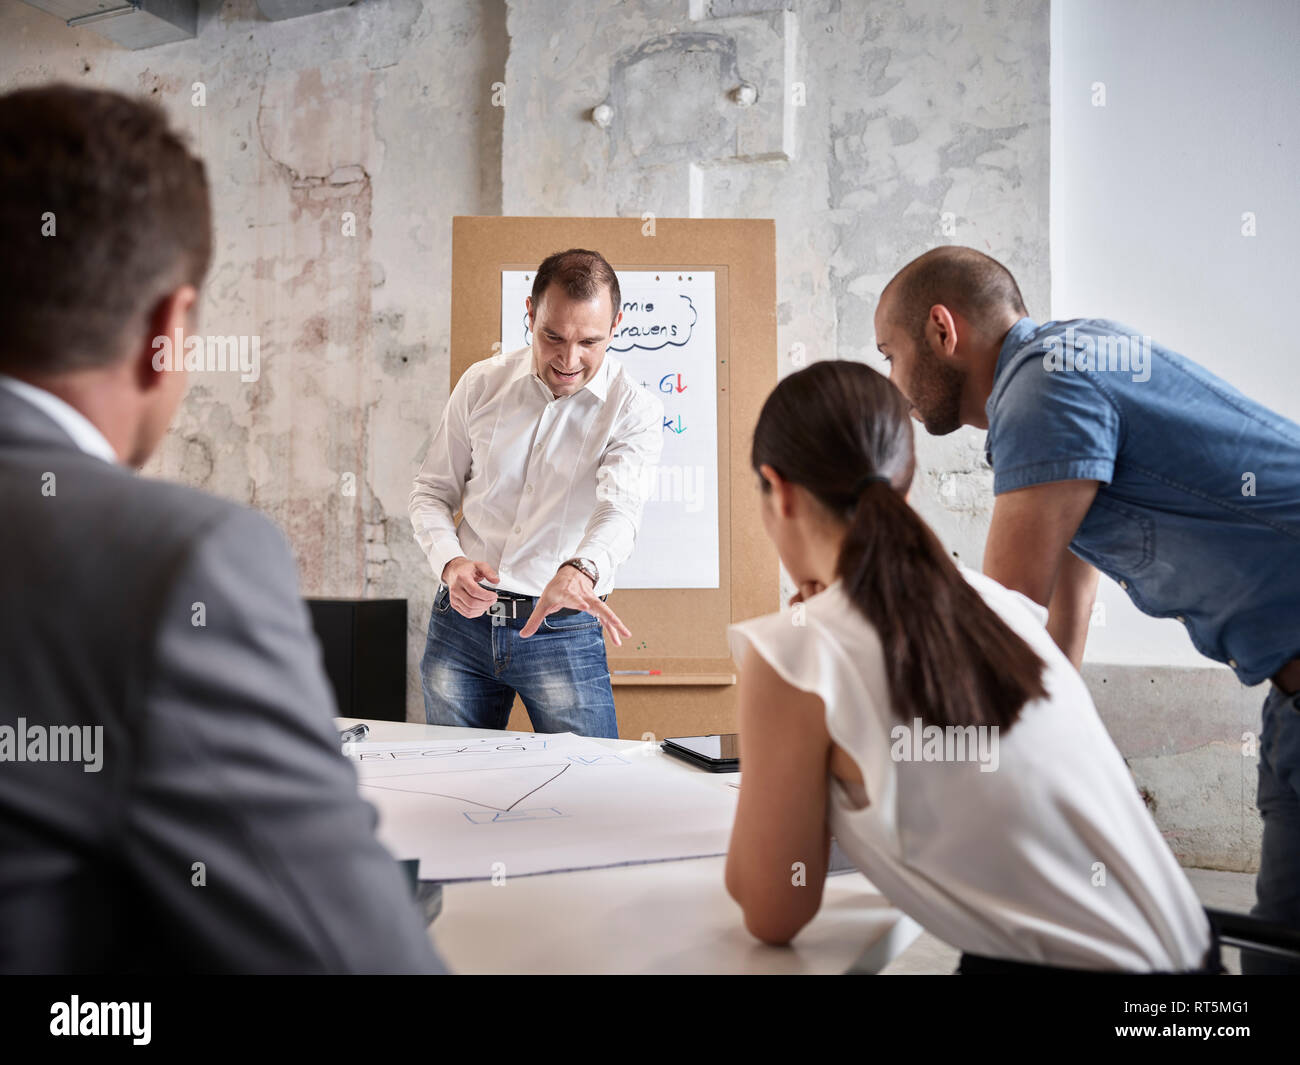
[753,361,1047,732]
[838,477,1046,729]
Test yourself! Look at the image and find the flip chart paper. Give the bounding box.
[500,269,721,589]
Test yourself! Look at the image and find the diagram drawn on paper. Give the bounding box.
[349,734,632,826]
[565,753,632,767]
[352,736,552,763]
[463,807,566,824]
[362,762,575,823]
[345,732,739,880]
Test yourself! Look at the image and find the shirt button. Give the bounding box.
[1176,615,1185,623]
[1228,659,1238,669]
[526,484,534,494]
[514,525,521,534]
[1119,580,1128,590]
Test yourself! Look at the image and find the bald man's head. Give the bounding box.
[880,246,1027,343]
[873,246,1027,435]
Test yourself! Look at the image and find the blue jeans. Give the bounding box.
[1245,681,1300,974]
[419,582,618,738]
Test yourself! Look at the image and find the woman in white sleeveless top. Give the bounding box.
[723,360,1216,972]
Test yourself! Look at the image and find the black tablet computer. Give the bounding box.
[661,733,740,772]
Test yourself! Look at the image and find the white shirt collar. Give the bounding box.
[514,346,612,403]
[584,353,612,402]
[0,374,120,464]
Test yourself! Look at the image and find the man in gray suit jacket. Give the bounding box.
[0,85,444,973]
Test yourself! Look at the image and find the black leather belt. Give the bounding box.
[479,586,607,621]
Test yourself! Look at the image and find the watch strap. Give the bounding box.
[561,557,599,585]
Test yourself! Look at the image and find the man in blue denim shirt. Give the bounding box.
[875,246,1300,973]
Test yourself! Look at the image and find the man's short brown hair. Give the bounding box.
[530,248,621,328]
[0,84,212,374]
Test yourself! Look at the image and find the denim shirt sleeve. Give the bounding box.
[987,352,1122,495]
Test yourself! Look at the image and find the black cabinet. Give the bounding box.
[305,598,407,722]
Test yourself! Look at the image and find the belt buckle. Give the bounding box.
[487,599,511,627]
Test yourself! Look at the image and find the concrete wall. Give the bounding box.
[1046,0,1298,873]
[500,0,1051,584]
[0,0,1260,869]
[1052,0,1300,672]
[1086,664,1262,871]
[0,0,508,723]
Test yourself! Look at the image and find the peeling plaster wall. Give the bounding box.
[0,0,1260,869]
[501,0,1050,586]
[0,0,508,716]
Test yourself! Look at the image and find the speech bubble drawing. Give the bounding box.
[517,293,699,353]
[611,293,698,353]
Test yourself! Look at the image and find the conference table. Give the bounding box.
[338,717,923,975]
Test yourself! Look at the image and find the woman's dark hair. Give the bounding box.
[751,360,1047,730]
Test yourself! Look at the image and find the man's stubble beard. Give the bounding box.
[916,352,966,436]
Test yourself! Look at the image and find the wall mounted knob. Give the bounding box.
[730,82,758,107]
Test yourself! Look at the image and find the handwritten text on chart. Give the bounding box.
[636,373,691,434]
[521,295,700,353]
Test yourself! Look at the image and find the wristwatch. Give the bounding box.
[560,557,599,586]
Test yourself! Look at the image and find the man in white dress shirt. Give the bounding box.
[409,249,665,738]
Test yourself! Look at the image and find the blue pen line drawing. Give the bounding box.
[463,807,567,824]
[357,742,633,828]
[361,763,573,818]
[354,739,550,762]
[565,753,631,766]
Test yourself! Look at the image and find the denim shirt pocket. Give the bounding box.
[1070,496,1156,581]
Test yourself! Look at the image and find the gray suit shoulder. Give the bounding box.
[118,471,283,554]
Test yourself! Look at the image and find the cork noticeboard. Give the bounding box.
[450,216,779,741]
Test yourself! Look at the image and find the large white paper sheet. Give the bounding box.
[347,733,738,881]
